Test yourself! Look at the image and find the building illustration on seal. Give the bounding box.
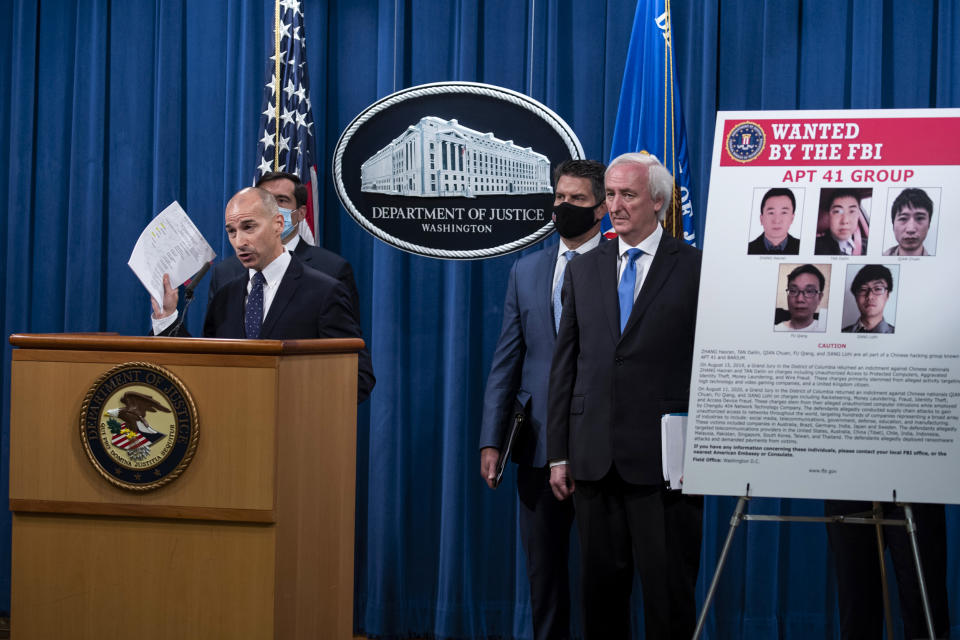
[360,116,553,198]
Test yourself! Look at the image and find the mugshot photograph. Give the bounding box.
[774,263,831,332]
[883,186,940,256]
[814,188,872,256]
[841,264,898,333]
[747,187,803,255]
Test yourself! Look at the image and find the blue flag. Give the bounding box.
[254,0,320,245]
[607,0,696,246]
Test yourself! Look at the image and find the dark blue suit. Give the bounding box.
[480,241,576,640]
[547,233,702,640]
[208,240,373,402]
[209,236,361,321]
[168,254,375,402]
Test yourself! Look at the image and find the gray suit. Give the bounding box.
[480,241,576,640]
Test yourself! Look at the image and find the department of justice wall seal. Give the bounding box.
[333,82,584,260]
[726,121,766,163]
[79,362,199,491]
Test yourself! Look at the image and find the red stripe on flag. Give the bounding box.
[111,433,149,450]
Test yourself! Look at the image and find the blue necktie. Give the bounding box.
[244,271,266,338]
[553,250,577,332]
[618,248,643,333]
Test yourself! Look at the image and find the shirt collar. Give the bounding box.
[854,317,890,333]
[763,235,789,251]
[557,231,602,259]
[836,236,855,255]
[893,245,928,256]
[618,224,663,257]
[285,233,301,252]
[250,248,291,289]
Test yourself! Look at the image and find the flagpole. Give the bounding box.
[664,0,681,237]
[273,0,281,170]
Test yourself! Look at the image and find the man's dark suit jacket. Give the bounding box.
[209,237,361,319]
[747,234,800,255]
[172,254,375,402]
[480,241,561,468]
[547,233,701,485]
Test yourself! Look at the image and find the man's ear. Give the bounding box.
[593,202,607,222]
[293,205,307,225]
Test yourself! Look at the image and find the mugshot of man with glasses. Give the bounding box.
[775,264,829,332]
[842,264,896,333]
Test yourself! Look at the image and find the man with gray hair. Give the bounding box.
[547,152,703,639]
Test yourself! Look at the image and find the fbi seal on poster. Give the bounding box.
[79,362,199,491]
[333,82,584,259]
[725,121,766,163]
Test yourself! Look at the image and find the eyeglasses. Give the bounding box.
[855,285,888,298]
[786,287,821,299]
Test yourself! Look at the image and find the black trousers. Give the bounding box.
[517,464,576,640]
[825,500,950,639]
[573,467,703,640]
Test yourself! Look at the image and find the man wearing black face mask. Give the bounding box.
[479,159,606,640]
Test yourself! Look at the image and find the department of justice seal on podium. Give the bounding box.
[79,362,199,491]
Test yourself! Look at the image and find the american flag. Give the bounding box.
[111,431,150,451]
[254,0,320,245]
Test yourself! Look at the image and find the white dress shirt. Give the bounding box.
[616,224,663,301]
[152,248,291,334]
[552,232,602,294]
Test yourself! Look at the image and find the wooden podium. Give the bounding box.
[8,333,361,639]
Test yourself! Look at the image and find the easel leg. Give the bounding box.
[903,503,937,640]
[692,496,748,640]
[873,502,894,640]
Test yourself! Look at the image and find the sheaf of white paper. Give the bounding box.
[661,413,688,490]
[128,201,216,304]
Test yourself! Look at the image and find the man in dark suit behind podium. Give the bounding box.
[207,172,372,401]
[209,171,361,319]
[479,159,607,640]
[151,187,374,401]
[547,152,703,640]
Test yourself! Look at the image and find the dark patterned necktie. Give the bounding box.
[244,271,266,338]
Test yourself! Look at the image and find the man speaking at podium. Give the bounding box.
[209,171,362,320]
[151,187,375,401]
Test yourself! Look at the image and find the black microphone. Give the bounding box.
[168,261,213,335]
[183,261,212,300]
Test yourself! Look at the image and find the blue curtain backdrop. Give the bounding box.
[1,1,958,638]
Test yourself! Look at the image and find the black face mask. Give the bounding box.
[553,202,599,239]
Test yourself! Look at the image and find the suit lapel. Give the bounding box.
[215,274,250,338]
[293,237,313,266]
[595,242,621,345]
[260,257,303,338]
[621,233,678,338]
[534,246,557,335]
